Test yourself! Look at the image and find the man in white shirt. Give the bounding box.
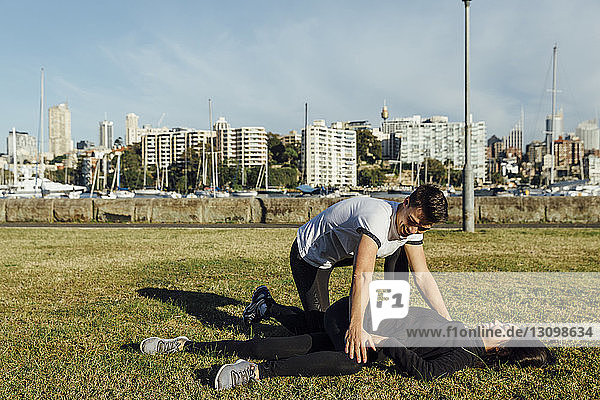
[243,184,450,363]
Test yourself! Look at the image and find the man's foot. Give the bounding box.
[243,285,273,326]
[140,336,190,355]
[214,359,259,390]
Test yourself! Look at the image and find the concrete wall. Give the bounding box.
[0,197,599,224]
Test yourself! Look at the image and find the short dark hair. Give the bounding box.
[482,339,554,369]
[408,184,448,224]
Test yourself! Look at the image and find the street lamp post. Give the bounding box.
[462,0,475,232]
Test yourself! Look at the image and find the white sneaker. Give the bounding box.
[140,336,190,355]
[214,359,259,390]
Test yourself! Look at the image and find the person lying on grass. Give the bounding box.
[140,293,553,390]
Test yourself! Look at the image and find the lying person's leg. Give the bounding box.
[215,351,364,390]
[141,332,333,360]
[258,351,363,377]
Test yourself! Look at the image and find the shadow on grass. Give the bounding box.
[120,342,140,353]
[193,365,222,386]
[137,288,245,329]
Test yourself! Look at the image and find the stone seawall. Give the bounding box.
[0,197,598,224]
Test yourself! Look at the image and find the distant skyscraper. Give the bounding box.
[576,119,599,151]
[125,113,140,146]
[545,110,563,153]
[48,103,73,157]
[503,123,523,156]
[99,119,114,148]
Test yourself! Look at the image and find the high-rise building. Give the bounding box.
[125,113,140,146]
[381,115,486,182]
[545,110,563,153]
[504,124,523,156]
[141,127,212,169]
[576,119,600,151]
[343,120,372,132]
[48,103,73,157]
[214,117,233,163]
[525,140,546,165]
[99,120,114,149]
[586,155,600,184]
[301,120,357,187]
[7,130,37,162]
[554,135,583,177]
[214,117,268,168]
[230,127,268,168]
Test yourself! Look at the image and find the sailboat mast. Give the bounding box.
[12,127,17,186]
[550,44,557,185]
[209,99,216,198]
[36,68,45,191]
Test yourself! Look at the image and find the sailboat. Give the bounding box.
[2,70,86,199]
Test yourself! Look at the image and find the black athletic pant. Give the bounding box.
[185,298,372,377]
[271,240,410,334]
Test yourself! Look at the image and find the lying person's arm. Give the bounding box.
[380,338,479,380]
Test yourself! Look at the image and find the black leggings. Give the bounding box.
[276,240,409,334]
[185,297,368,377]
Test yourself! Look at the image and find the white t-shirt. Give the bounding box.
[296,197,424,269]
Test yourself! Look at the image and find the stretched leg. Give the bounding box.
[185,332,333,360]
[258,351,363,378]
[215,349,364,390]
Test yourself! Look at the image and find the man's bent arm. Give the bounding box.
[405,244,451,320]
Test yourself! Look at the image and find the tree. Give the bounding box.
[358,167,385,187]
[268,167,299,188]
[267,133,286,164]
[419,158,447,185]
[118,143,145,189]
[356,129,382,165]
[267,132,300,167]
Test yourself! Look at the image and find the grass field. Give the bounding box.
[1,227,599,399]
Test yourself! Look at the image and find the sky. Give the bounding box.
[2,0,600,154]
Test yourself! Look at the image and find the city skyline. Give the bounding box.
[2,1,600,154]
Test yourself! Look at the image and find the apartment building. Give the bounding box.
[141,127,213,168]
[301,120,357,187]
[215,117,268,168]
[381,115,486,182]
